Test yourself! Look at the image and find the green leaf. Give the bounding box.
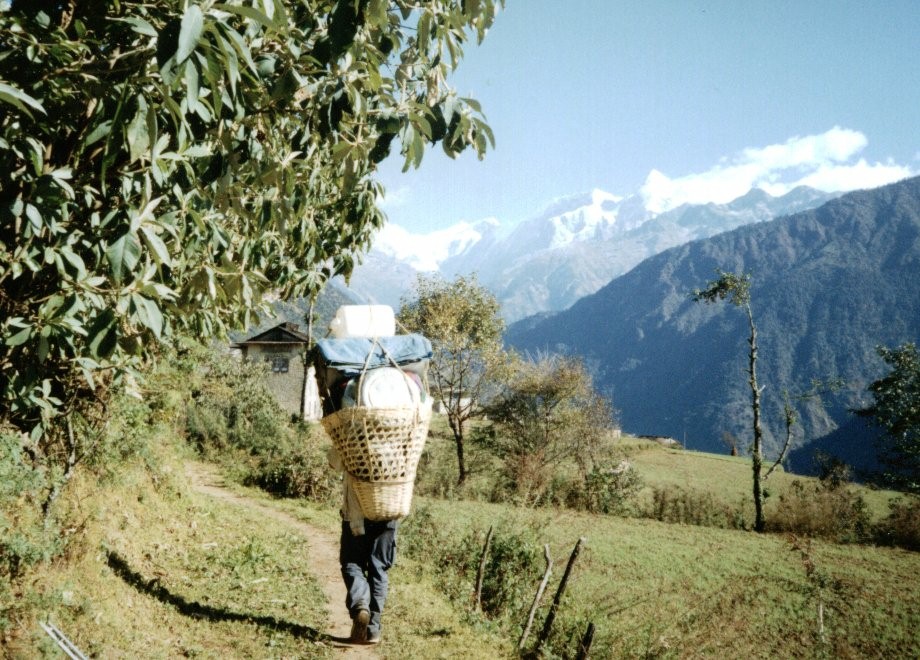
[25,204,42,232]
[177,5,205,64]
[131,293,164,338]
[114,16,159,37]
[87,310,118,359]
[214,3,277,28]
[418,11,432,46]
[85,120,114,147]
[38,336,50,363]
[60,246,87,279]
[0,82,47,119]
[461,96,483,113]
[106,233,142,282]
[127,96,150,163]
[139,225,173,267]
[5,326,32,347]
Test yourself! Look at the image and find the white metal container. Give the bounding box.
[329,305,396,338]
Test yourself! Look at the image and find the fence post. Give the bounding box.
[518,543,553,651]
[474,525,494,610]
[574,621,596,659]
[534,537,585,654]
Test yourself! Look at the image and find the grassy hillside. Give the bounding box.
[13,439,917,659]
[403,496,920,658]
[3,352,917,658]
[619,437,899,520]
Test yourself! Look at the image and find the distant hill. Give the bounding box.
[505,176,920,473]
[231,278,363,341]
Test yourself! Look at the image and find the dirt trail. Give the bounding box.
[185,462,378,659]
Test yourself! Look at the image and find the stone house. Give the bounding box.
[231,322,322,421]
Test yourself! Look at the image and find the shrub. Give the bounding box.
[244,423,339,503]
[767,480,871,543]
[873,497,920,551]
[563,459,644,515]
[0,429,62,632]
[184,352,289,457]
[645,485,745,529]
[400,511,543,621]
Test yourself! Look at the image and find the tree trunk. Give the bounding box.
[748,306,766,533]
[450,413,467,485]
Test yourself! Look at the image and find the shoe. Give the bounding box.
[366,629,381,645]
[350,609,369,643]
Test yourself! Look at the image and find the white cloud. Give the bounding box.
[376,185,411,210]
[640,127,915,214]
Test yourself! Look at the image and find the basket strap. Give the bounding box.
[357,336,421,404]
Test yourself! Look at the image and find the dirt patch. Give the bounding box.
[185,462,378,659]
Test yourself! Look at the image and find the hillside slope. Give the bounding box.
[506,176,920,469]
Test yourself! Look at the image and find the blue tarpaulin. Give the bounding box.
[314,334,432,371]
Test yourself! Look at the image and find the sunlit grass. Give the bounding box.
[407,496,920,658]
[13,445,333,659]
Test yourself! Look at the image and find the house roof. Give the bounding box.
[231,322,312,347]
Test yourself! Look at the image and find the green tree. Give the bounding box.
[397,274,507,485]
[0,0,501,511]
[478,354,617,503]
[857,343,920,493]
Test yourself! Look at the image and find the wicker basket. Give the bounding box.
[351,480,416,520]
[322,399,433,520]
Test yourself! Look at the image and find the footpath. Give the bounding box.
[186,462,377,660]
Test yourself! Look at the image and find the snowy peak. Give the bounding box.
[545,189,623,248]
[373,217,500,271]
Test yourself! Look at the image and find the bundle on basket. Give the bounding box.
[313,331,433,521]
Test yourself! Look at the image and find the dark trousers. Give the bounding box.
[340,519,398,635]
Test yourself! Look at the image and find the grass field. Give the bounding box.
[403,496,920,658]
[620,437,900,520]
[6,414,918,658]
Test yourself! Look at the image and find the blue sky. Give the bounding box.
[376,0,920,234]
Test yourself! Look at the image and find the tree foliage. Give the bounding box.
[478,354,616,503]
[858,342,920,493]
[0,0,499,436]
[397,273,506,484]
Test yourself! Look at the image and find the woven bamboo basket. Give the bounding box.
[351,480,416,521]
[322,399,433,520]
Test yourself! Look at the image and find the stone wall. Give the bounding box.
[246,344,305,418]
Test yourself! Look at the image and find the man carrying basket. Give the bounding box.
[328,449,398,645]
[314,308,433,646]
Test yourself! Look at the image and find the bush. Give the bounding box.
[874,497,920,551]
[400,510,543,621]
[244,423,339,503]
[767,480,871,543]
[645,485,745,529]
[177,348,338,502]
[561,459,643,515]
[184,352,289,457]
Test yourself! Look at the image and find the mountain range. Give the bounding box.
[504,176,920,474]
[346,185,840,321]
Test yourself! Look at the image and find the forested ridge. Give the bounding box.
[507,176,920,470]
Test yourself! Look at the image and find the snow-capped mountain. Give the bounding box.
[344,185,841,319]
[373,217,501,272]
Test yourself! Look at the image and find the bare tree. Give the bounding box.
[693,270,770,532]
